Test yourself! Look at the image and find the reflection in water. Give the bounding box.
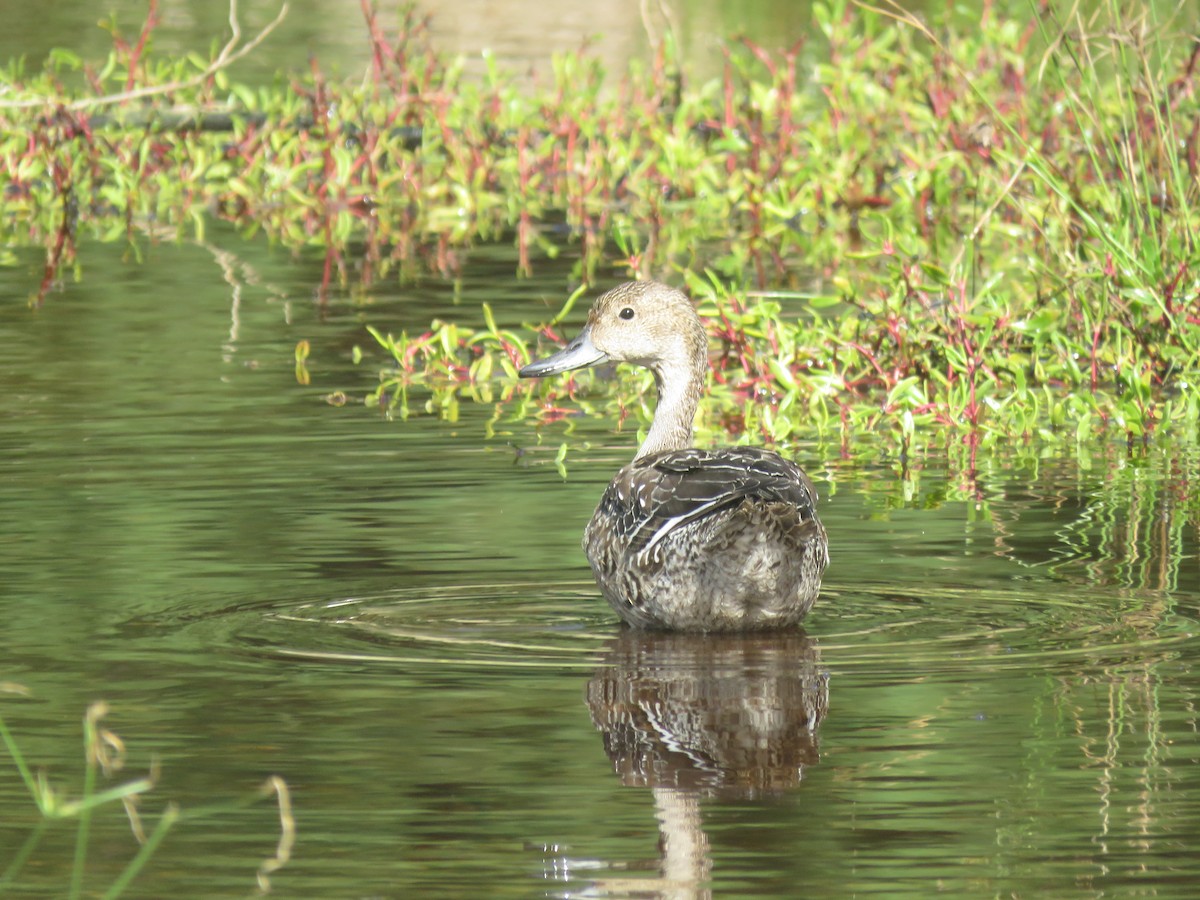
[856,448,1200,601]
[588,631,827,796]
[553,631,827,898]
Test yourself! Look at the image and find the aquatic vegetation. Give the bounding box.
[0,690,293,896]
[1,0,1198,452]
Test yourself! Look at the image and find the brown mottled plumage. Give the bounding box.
[519,281,828,631]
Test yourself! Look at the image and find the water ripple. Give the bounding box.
[136,579,1197,677]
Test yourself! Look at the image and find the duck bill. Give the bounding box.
[519,326,609,378]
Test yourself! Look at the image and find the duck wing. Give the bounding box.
[597,447,820,555]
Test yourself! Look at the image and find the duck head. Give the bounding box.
[519,281,706,380]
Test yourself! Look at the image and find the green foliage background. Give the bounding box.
[2,0,1198,452]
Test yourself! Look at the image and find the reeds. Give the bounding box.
[0,691,292,896]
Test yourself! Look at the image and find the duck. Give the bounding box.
[519,281,828,632]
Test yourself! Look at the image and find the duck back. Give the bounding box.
[583,446,828,631]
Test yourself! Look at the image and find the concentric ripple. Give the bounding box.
[818,581,1196,676]
[131,579,1197,676]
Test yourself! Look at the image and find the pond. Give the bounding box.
[1,229,1198,898]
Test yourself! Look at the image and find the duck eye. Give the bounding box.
[619,307,635,320]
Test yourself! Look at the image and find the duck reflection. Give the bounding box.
[571,630,828,898]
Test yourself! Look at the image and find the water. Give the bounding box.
[0,0,817,87]
[0,229,1197,898]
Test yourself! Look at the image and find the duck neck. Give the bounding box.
[634,359,705,460]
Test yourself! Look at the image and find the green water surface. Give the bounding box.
[1,232,1198,898]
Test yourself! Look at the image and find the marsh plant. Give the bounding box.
[1,0,1197,454]
[0,689,293,896]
